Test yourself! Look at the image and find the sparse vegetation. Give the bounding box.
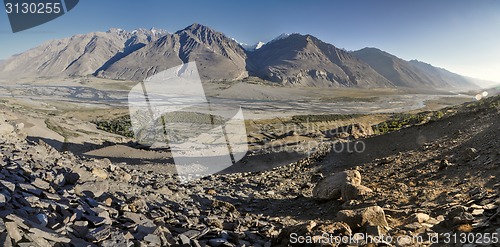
[372,111,447,134]
[372,95,500,135]
[92,115,134,138]
[290,114,365,123]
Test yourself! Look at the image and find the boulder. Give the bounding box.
[92,168,108,180]
[312,170,361,200]
[336,206,389,231]
[414,213,430,223]
[74,181,109,198]
[341,183,373,201]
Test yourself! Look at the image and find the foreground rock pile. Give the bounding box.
[0,96,499,246]
[0,119,338,246]
[0,130,277,246]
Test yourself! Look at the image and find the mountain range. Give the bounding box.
[0,23,485,89]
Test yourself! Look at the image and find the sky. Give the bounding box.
[0,0,499,84]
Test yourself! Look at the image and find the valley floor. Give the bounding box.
[0,78,498,246]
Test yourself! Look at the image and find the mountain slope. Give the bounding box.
[0,28,166,79]
[408,59,478,89]
[248,34,394,87]
[99,24,248,81]
[352,48,477,89]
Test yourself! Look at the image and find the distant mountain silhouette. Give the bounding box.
[352,48,476,89]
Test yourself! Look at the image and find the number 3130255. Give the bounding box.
[5,2,62,14]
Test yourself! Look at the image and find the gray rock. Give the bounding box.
[103,231,131,247]
[336,206,389,231]
[414,213,430,223]
[179,234,191,245]
[83,215,108,226]
[0,192,9,207]
[0,232,13,247]
[64,172,80,185]
[133,225,156,241]
[365,225,385,236]
[29,227,71,243]
[74,181,109,198]
[220,230,229,240]
[471,209,484,216]
[91,168,108,180]
[18,183,43,196]
[0,180,16,192]
[206,215,224,228]
[32,178,51,190]
[5,222,22,242]
[341,182,373,201]
[182,229,201,239]
[86,226,111,242]
[53,174,66,187]
[36,213,48,227]
[208,238,228,247]
[72,221,89,238]
[144,234,161,245]
[312,170,362,200]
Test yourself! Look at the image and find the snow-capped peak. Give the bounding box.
[149,27,168,36]
[254,41,265,50]
[240,41,265,51]
[268,33,290,44]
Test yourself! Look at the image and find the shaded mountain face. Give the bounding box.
[247,34,393,88]
[99,23,248,81]
[352,48,477,89]
[0,24,484,89]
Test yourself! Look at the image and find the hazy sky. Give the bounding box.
[1,0,499,83]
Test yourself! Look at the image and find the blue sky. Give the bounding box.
[1,0,499,83]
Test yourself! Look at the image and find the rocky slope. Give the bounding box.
[0,95,498,246]
[0,28,166,79]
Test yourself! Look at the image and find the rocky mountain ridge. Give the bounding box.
[247,34,394,88]
[0,24,482,89]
